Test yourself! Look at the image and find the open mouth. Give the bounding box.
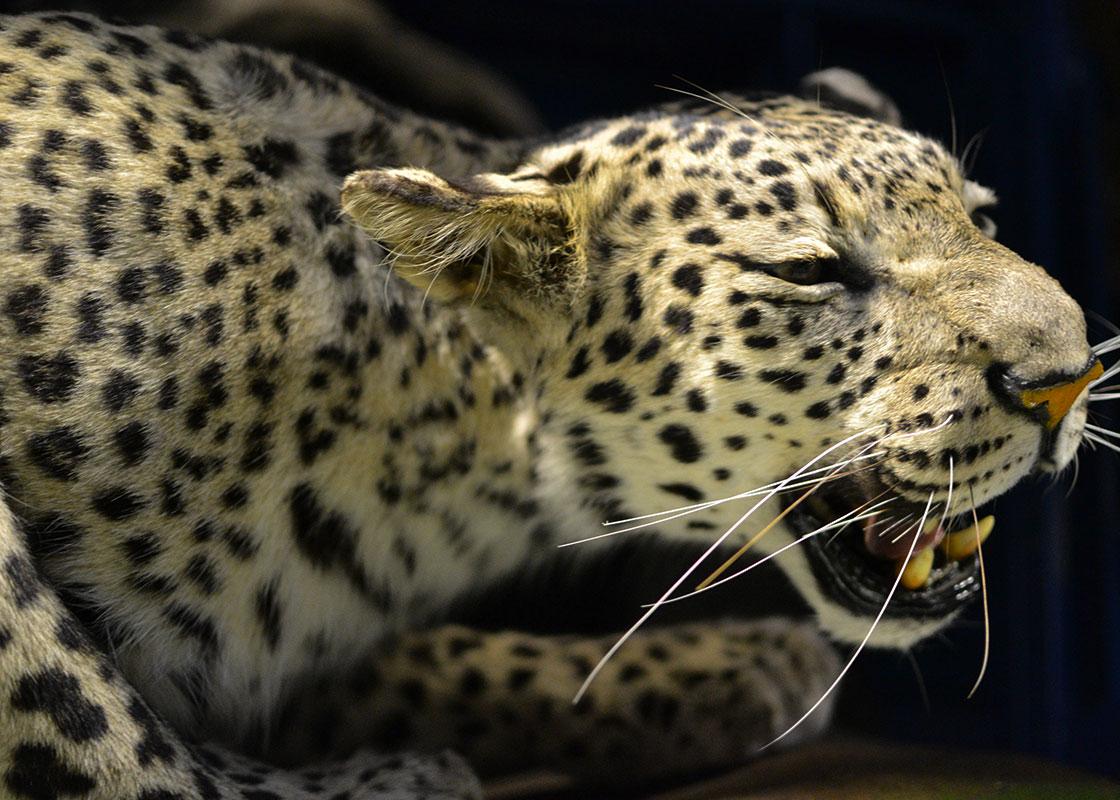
[791,472,991,619]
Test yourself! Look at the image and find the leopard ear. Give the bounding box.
[799,68,902,125]
[341,168,576,308]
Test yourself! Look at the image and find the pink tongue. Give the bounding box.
[862,515,945,560]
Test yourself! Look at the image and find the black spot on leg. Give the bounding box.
[3,555,39,608]
[61,80,93,115]
[166,146,192,183]
[127,697,175,767]
[102,370,140,412]
[137,189,166,233]
[183,553,220,595]
[115,267,146,303]
[81,139,110,171]
[124,118,153,152]
[26,427,90,481]
[459,668,487,697]
[18,352,79,403]
[11,668,108,742]
[112,421,150,466]
[5,285,48,335]
[83,189,118,256]
[163,603,219,652]
[4,743,96,798]
[18,205,50,253]
[91,487,146,520]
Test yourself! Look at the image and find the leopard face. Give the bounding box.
[345,93,1094,648]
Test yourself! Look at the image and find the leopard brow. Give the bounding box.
[713,252,836,272]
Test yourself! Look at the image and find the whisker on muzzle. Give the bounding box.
[966,484,991,699]
[759,492,936,751]
[570,426,884,703]
[649,496,898,607]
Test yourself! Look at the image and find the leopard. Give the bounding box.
[0,11,1102,800]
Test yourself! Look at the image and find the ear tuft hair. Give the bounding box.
[341,168,572,305]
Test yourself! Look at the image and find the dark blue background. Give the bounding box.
[390,0,1120,778]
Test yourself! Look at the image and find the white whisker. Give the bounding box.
[860,513,914,546]
[571,426,883,704]
[561,464,882,549]
[596,453,884,529]
[1084,423,1120,441]
[600,414,956,532]
[1066,451,1081,498]
[760,491,935,751]
[938,455,955,530]
[1084,432,1120,456]
[645,498,898,607]
[1091,361,1120,386]
[1091,334,1120,355]
[966,485,991,699]
[561,470,873,548]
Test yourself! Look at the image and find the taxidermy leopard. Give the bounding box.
[0,11,1103,800]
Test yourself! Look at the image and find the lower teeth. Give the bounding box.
[895,515,996,590]
[898,546,934,590]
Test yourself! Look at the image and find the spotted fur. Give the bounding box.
[0,11,1094,799]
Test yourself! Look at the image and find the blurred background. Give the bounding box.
[9,0,1120,782]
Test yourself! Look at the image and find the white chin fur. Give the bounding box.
[1044,393,1089,472]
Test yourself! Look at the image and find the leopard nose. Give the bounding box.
[1015,359,1102,429]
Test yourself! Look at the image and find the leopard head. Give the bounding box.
[342,74,1095,647]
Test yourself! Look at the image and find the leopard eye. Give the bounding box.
[765,260,825,285]
[971,209,997,238]
[763,257,873,290]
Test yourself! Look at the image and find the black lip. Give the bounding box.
[792,501,982,619]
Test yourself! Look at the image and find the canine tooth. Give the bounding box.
[899,547,935,590]
[922,517,941,535]
[944,515,995,561]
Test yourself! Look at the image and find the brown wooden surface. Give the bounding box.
[484,737,1120,800]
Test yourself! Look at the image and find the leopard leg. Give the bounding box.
[275,619,841,784]
[0,496,481,800]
